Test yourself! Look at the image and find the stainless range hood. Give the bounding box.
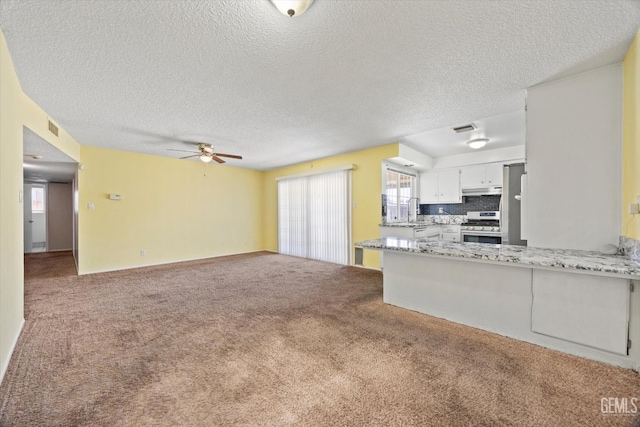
[461,187,503,196]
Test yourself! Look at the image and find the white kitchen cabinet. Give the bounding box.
[441,225,460,242]
[419,173,440,204]
[380,226,414,239]
[460,163,503,188]
[418,225,442,240]
[381,225,441,240]
[484,163,503,186]
[419,170,461,204]
[460,166,485,188]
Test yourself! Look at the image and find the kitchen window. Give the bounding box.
[385,168,416,223]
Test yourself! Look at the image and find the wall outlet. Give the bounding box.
[438,207,444,214]
[88,202,95,210]
[629,204,639,214]
[140,249,146,256]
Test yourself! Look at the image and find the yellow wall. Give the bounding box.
[22,94,80,162]
[262,144,399,269]
[0,30,25,379]
[623,30,640,239]
[78,146,264,274]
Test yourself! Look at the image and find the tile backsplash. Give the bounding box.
[420,195,501,215]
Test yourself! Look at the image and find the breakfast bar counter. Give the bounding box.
[357,238,640,278]
[356,238,640,370]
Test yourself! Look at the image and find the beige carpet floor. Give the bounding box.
[1,251,639,426]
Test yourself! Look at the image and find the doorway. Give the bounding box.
[23,182,47,253]
[23,127,78,262]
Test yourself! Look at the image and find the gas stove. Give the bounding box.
[461,211,501,236]
[461,225,501,232]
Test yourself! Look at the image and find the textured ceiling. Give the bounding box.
[1,1,639,170]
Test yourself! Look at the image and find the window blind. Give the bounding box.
[278,170,351,265]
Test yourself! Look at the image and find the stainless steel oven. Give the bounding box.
[461,231,502,244]
[461,211,502,245]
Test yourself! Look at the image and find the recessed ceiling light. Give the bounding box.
[467,138,488,149]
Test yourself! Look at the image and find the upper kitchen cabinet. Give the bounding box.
[460,163,503,188]
[419,170,461,204]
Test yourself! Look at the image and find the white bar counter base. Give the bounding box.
[356,238,640,370]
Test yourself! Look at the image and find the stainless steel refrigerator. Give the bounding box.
[500,163,527,246]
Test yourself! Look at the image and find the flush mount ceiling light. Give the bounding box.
[270,0,314,17]
[467,138,489,149]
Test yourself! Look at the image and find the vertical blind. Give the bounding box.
[278,170,351,265]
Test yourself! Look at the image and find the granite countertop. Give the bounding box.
[380,222,435,228]
[380,215,466,227]
[356,238,640,277]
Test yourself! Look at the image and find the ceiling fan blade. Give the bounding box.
[212,153,242,159]
[179,154,200,159]
[167,149,199,153]
[212,155,226,164]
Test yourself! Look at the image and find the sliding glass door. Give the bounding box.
[278,169,351,265]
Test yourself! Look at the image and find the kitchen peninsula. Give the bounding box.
[356,238,640,370]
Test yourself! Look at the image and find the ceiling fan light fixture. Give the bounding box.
[467,138,489,149]
[200,154,213,163]
[198,144,214,154]
[270,0,313,17]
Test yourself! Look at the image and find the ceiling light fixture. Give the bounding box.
[467,138,489,149]
[270,0,314,17]
[199,154,213,163]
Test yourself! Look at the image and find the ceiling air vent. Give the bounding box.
[48,120,59,137]
[452,123,476,133]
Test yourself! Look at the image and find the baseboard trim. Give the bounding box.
[0,318,25,386]
[78,250,269,275]
[350,264,382,272]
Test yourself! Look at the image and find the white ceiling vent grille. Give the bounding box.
[48,120,59,137]
[452,123,476,133]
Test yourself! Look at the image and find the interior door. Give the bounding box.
[23,183,33,253]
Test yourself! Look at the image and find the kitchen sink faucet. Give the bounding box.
[407,197,420,222]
